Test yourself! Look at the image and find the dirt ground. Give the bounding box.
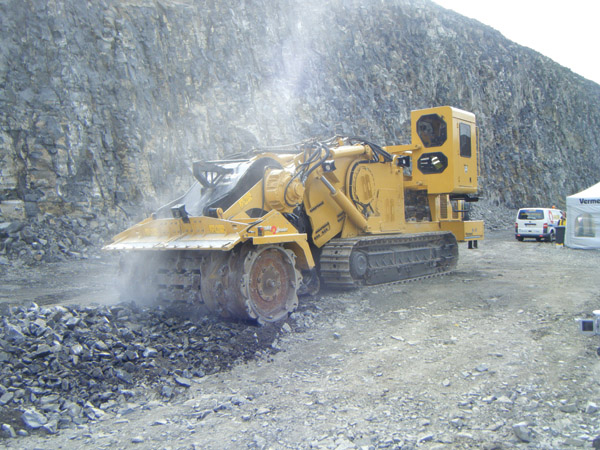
[2,229,600,449]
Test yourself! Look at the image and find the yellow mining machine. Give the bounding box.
[104,106,483,323]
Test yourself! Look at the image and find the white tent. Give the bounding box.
[565,181,600,249]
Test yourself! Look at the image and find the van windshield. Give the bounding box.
[518,209,544,220]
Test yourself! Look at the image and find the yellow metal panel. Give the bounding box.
[305,177,345,246]
[252,234,309,245]
[252,234,314,269]
[243,210,315,268]
[105,216,247,251]
[223,178,265,220]
[440,220,484,241]
[403,221,442,234]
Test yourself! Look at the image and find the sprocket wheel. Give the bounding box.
[240,245,300,324]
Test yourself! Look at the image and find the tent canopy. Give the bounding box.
[565,181,600,249]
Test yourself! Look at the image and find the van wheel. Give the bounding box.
[516,237,524,242]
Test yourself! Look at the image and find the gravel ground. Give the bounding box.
[1,228,600,449]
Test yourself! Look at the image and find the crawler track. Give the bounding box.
[319,231,458,288]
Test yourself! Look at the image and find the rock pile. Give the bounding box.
[0,301,282,437]
[469,200,515,231]
[0,213,126,265]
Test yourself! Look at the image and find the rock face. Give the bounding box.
[1,0,599,233]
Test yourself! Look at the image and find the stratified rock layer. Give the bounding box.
[1,0,599,227]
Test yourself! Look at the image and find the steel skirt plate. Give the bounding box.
[105,237,238,250]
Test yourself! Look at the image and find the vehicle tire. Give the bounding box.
[517,236,524,242]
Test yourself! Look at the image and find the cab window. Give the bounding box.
[518,209,544,220]
[417,114,447,148]
[459,123,471,157]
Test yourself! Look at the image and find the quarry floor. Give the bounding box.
[2,229,600,449]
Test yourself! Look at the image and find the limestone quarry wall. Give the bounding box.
[1,0,599,225]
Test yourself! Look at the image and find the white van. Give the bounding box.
[515,207,563,242]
